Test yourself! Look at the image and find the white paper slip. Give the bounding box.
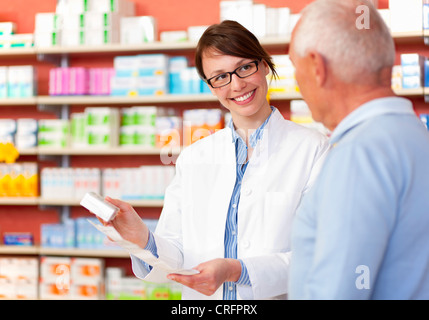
[87,219,199,277]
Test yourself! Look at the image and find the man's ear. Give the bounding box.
[308,51,327,87]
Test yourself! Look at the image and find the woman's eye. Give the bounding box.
[240,64,251,71]
[214,73,228,82]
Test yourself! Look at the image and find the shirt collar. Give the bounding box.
[228,106,275,148]
[330,97,415,145]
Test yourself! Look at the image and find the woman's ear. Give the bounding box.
[262,59,270,77]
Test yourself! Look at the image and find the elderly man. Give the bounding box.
[288,0,429,299]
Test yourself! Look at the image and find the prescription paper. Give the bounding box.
[88,220,199,276]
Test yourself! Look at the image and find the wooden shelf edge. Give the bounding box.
[0,245,129,258]
[0,197,164,207]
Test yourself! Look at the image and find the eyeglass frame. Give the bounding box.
[205,60,261,89]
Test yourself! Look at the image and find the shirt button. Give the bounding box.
[228,286,233,291]
[232,203,237,208]
[232,230,237,236]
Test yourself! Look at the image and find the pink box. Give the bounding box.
[89,68,114,95]
[69,67,89,95]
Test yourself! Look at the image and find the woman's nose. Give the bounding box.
[230,73,246,91]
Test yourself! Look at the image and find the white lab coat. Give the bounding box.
[131,108,330,300]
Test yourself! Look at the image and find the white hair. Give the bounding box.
[293,0,395,83]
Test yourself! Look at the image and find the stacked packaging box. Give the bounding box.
[0,258,39,299]
[0,66,37,98]
[111,54,169,96]
[39,256,104,300]
[268,55,299,94]
[38,119,70,148]
[183,109,224,146]
[84,107,120,148]
[0,162,38,197]
[220,0,295,39]
[401,54,426,89]
[120,106,157,148]
[34,0,135,47]
[0,22,33,49]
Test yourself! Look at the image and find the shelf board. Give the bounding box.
[0,47,36,56]
[0,197,39,205]
[38,247,129,258]
[36,41,199,55]
[394,87,425,96]
[38,198,164,207]
[36,94,218,105]
[0,89,425,108]
[0,245,39,255]
[0,245,129,258]
[36,146,181,156]
[0,197,164,207]
[0,97,38,105]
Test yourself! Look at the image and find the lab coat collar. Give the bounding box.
[330,97,415,145]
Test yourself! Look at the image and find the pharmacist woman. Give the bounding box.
[105,20,330,300]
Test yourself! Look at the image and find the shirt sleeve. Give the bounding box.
[139,230,159,272]
[235,259,251,286]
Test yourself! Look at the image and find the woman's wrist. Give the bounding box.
[225,258,242,283]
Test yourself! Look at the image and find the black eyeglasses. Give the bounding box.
[206,60,260,89]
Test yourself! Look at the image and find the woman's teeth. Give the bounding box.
[234,90,254,102]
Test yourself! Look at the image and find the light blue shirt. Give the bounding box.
[289,97,429,299]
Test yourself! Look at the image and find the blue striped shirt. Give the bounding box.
[144,106,274,299]
[223,106,274,299]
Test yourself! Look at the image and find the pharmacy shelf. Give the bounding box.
[0,245,129,258]
[0,30,424,59]
[0,197,164,207]
[37,92,306,104]
[0,30,424,58]
[39,198,164,207]
[35,146,181,156]
[36,94,218,105]
[38,247,129,258]
[1,89,424,108]
[0,97,38,105]
[32,37,291,55]
[0,197,39,205]
[392,30,424,43]
[395,87,426,96]
[0,245,39,255]
[0,47,36,57]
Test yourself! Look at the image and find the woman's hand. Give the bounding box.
[167,258,242,296]
[102,197,149,249]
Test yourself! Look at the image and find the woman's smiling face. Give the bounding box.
[202,48,271,120]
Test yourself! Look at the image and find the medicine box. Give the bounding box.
[38,119,70,148]
[56,0,135,15]
[389,0,423,33]
[0,67,7,98]
[7,66,36,98]
[0,22,16,35]
[80,191,119,222]
[120,16,157,44]
[0,258,38,300]
[401,53,425,89]
[84,107,120,147]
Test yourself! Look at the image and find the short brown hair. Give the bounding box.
[195,20,278,81]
